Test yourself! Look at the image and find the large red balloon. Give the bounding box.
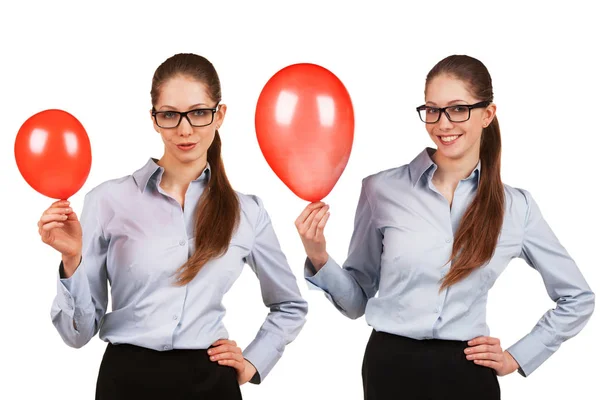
[15,109,92,199]
[255,63,354,202]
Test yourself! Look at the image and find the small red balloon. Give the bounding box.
[15,109,92,199]
[255,63,354,202]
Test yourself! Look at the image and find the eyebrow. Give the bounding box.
[425,99,469,106]
[158,103,211,111]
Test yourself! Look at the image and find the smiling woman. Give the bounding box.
[40,53,308,399]
[295,54,594,400]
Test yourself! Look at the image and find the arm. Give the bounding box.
[304,178,383,319]
[242,196,308,384]
[506,189,595,376]
[50,191,109,348]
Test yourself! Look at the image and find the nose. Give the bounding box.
[177,116,193,136]
[437,111,454,130]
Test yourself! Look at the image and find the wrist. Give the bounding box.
[504,350,520,374]
[309,254,328,270]
[62,254,82,278]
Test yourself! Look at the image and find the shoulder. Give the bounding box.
[235,191,269,226]
[361,164,411,196]
[502,183,538,224]
[84,174,137,202]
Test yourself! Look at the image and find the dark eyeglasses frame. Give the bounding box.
[152,105,219,128]
[416,100,491,124]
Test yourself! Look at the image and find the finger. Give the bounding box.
[210,351,244,362]
[316,212,330,235]
[217,359,245,371]
[295,202,326,227]
[44,207,73,216]
[298,209,320,235]
[40,214,69,224]
[465,344,500,355]
[50,200,70,208]
[468,336,500,346]
[307,205,329,237]
[473,359,502,371]
[467,351,504,362]
[208,344,241,355]
[41,222,65,231]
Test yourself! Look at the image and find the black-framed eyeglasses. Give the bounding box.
[152,105,219,128]
[416,101,491,124]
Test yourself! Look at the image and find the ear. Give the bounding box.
[482,103,497,128]
[214,104,227,129]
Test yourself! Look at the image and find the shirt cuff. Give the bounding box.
[506,332,558,377]
[56,260,92,318]
[304,257,349,296]
[242,329,286,384]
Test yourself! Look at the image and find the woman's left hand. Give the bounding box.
[465,336,520,376]
[209,339,257,384]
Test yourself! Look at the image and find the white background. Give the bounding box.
[1,1,598,399]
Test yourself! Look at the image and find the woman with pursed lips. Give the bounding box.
[41,53,308,399]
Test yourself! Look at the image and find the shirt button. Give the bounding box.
[164,345,170,350]
[445,238,451,243]
[173,315,178,320]
[179,240,186,246]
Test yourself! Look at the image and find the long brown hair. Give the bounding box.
[151,53,240,285]
[426,55,505,289]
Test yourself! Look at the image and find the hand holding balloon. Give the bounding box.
[38,200,82,277]
[295,202,330,271]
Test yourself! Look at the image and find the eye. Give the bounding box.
[162,111,177,119]
[191,109,206,117]
[449,106,468,113]
[426,107,440,114]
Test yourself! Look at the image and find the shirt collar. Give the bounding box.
[132,158,212,193]
[409,147,481,187]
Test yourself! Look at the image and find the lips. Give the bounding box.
[176,142,197,150]
[437,134,463,145]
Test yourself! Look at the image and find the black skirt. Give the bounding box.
[362,330,501,400]
[96,343,243,400]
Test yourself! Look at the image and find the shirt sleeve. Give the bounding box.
[242,196,308,384]
[304,177,383,320]
[506,189,595,376]
[50,190,109,348]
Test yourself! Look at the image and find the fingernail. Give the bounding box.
[464,349,471,354]
[467,355,474,360]
[207,349,212,355]
[210,356,216,361]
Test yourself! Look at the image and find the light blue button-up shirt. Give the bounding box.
[51,158,308,383]
[305,148,594,377]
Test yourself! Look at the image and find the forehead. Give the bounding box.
[425,74,476,104]
[156,75,211,108]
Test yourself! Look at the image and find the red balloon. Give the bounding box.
[255,63,354,202]
[15,109,92,199]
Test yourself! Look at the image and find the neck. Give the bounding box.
[157,153,208,190]
[431,148,479,187]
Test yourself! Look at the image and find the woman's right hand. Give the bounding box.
[38,200,82,277]
[295,202,330,271]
